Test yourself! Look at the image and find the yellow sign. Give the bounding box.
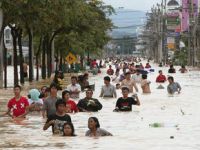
[65,52,76,64]
[167,43,175,49]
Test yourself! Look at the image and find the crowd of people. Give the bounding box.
[1,57,186,137]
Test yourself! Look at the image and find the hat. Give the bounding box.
[29,89,40,101]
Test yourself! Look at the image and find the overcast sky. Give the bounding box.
[103,0,166,11]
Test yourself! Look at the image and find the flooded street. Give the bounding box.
[0,62,200,150]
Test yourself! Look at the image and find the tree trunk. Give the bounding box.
[45,35,51,78]
[80,54,84,70]
[87,50,90,65]
[47,31,60,77]
[0,9,3,88]
[17,28,24,84]
[36,36,42,81]
[59,52,63,71]
[27,27,33,82]
[3,36,7,88]
[42,37,47,79]
[47,40,51,78]
[11,27,18,86]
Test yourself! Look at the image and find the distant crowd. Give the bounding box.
[1,57,187,137]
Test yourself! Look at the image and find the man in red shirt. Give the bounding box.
[62,90,78,113]
[145,63,151,69]
[107,65,114,75]
[2,85,29,118]
[156,70,167,83]
[91,59,98,68]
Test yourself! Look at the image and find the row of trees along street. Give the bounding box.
[0,0,114,88]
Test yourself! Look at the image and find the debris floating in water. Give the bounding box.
[170,136,174,139]
[180,109,185,115]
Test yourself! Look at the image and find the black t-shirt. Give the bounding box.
[116,97,137,111]
[77,98,102,112]
[168,68,176,73]
[46,114,71,134]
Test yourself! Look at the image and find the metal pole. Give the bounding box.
[163,0,167,65]
[188,0,194,66]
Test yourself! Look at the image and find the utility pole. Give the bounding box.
[0,8,3,88]
[188,0,194,66]
[162,0,167,65]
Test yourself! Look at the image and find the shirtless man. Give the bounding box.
[121,72,138,94]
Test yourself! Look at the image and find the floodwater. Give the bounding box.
[0,62,200,150]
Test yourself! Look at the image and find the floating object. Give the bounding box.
[180,109,185,115]
[157,84,165,89]
[149,123,164,128]
[170,136,174,139]
[140,70,148,75]
[149,123,179,128]
[150,69,155,72]
[161,106,166,110]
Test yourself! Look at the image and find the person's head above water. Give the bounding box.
[158,70,163,74]
[63,122,75,136]
[49,83,58,96]
[13,85,22,97]
[168,76,174,83]
[85,89,93,99]
[142,74,147,79]
[55,99,66,113]
[104,76,111,85]
[62,90,70,101]
[71,76,78,85]
[88,117,100,130]
[181,65,185,69]
[121,87,129,98]
[125,72,131,79]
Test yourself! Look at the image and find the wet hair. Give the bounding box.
[71,76,78,81]
[62,90,70,99]
[50,83,58,90]
[142,74,147,79]
[168,76,174,82]
[125,72,131,76]
[86,88,93,94]
[89,117,100,128]
[63,122,75,136]
[41,86,48,91]
[27,94,31,99]
[14,85,21,90]
[136,69,140,73]
[104,76,110,82]
[121,87,129,92]
[83,73,89,78]
[55,99,66,109]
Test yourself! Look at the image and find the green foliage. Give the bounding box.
[1,0,113,56]
[173,50,188,65]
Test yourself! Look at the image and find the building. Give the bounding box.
[181,0,198,32]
